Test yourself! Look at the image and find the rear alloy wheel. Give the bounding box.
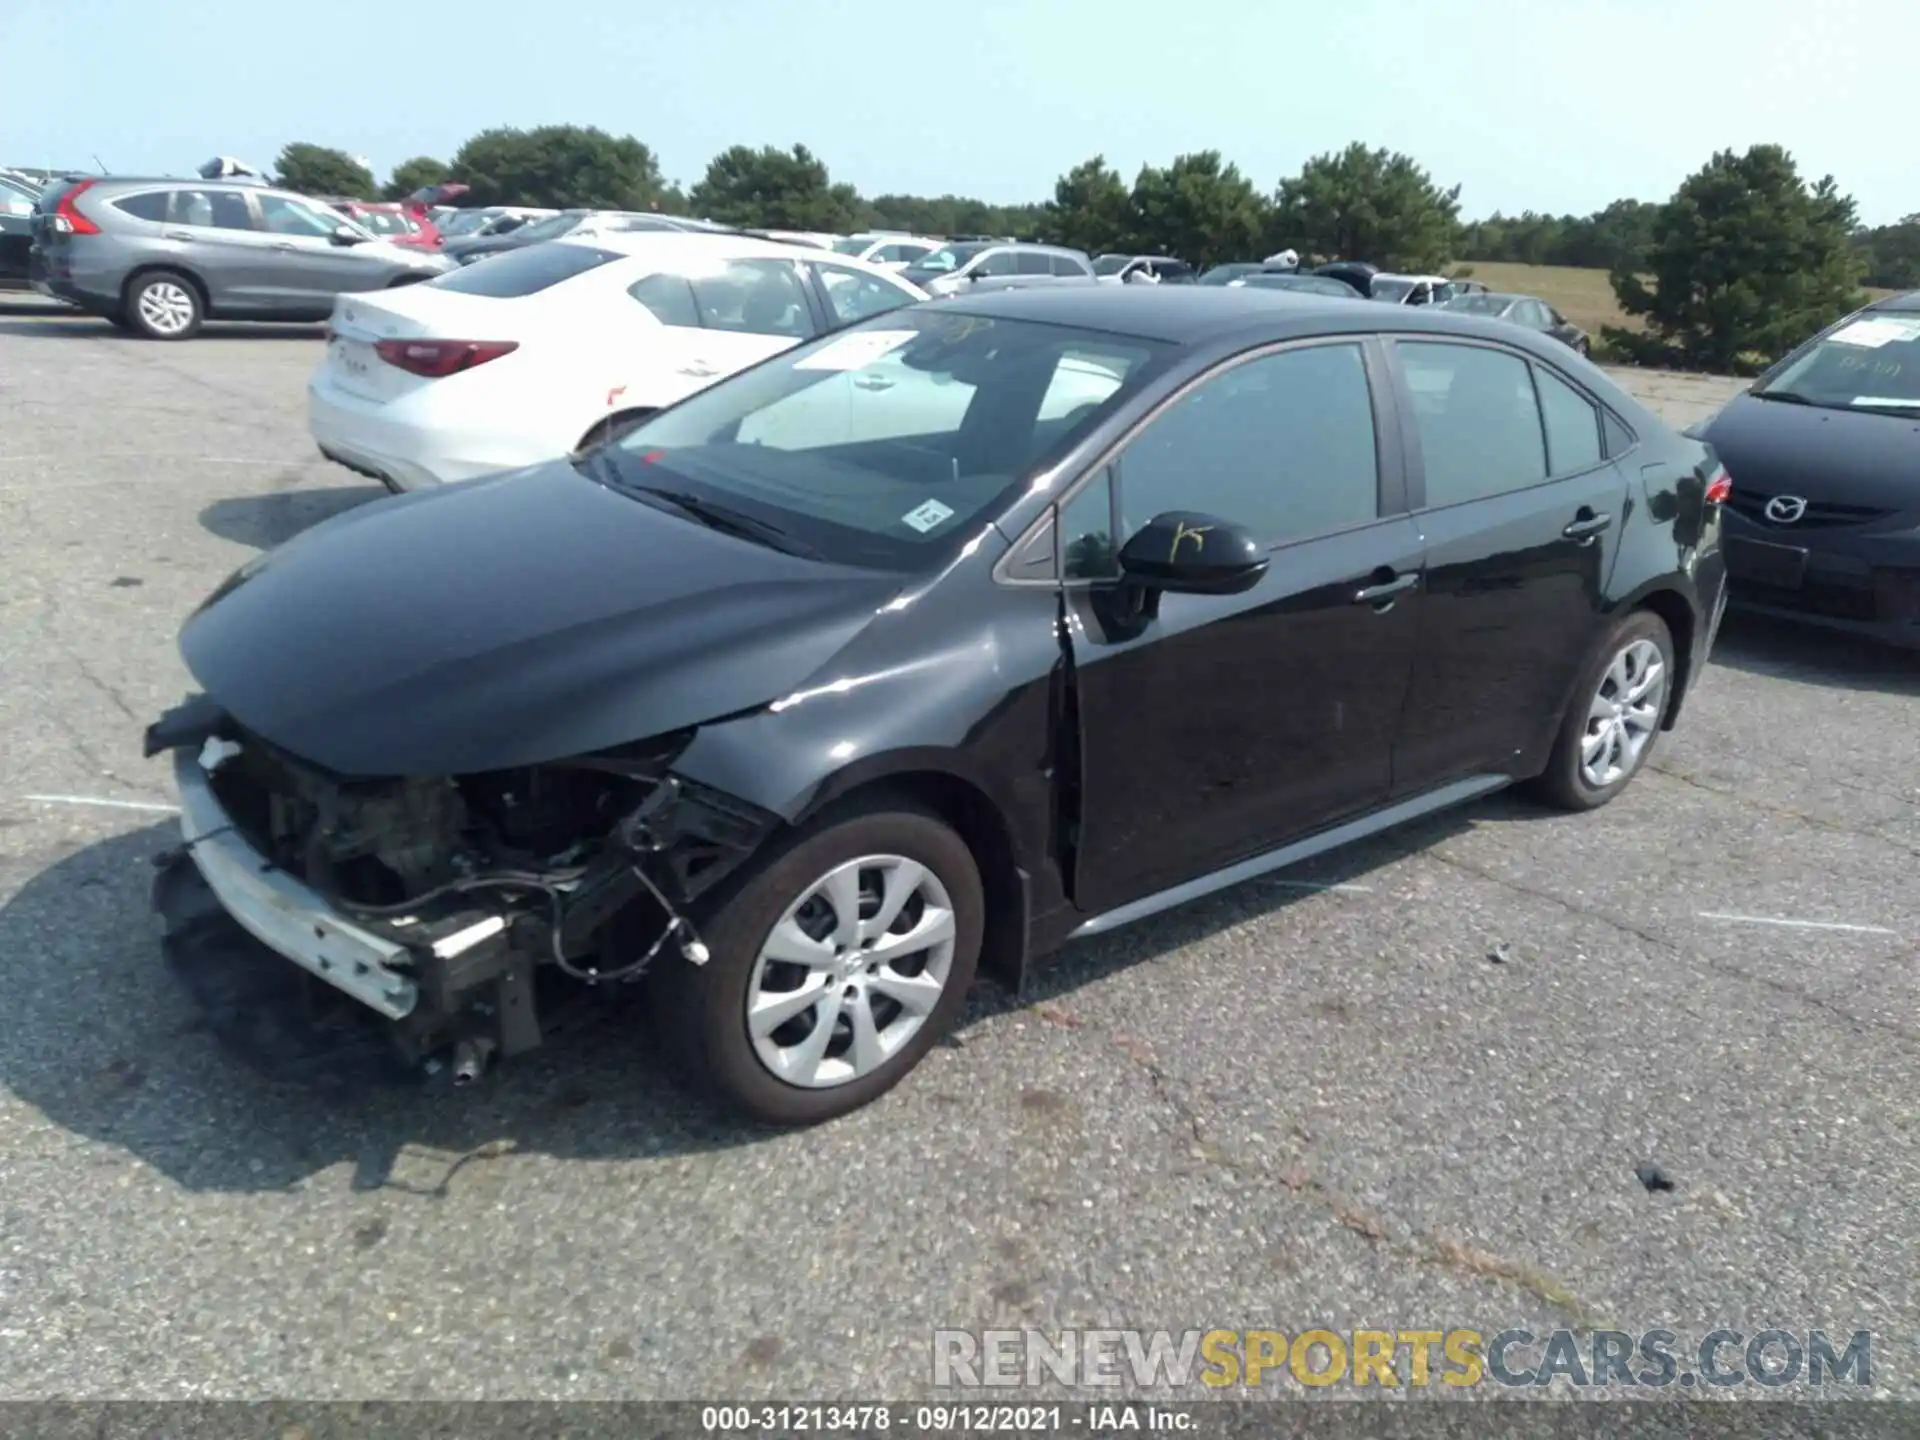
[125,272,203,340]
[651,807,982,1125]
[1534,610,1674,811]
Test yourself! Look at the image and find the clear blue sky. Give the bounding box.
[5,0,1913,226]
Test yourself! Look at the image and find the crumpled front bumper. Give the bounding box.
[170,744,424,1020]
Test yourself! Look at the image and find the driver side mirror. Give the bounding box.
[1118,511,1268,595]
[330,224,365,246]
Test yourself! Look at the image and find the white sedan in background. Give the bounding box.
[307,233,931,492]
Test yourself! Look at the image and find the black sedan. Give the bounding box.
[144,286,1729,1124]
[1691,289,1920,648]
[1441,291,1591,355]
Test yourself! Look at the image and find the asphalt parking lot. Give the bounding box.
[1,296,1916,1402]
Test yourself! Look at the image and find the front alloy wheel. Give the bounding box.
[747,856,957,1088]
[650,805,983,1125]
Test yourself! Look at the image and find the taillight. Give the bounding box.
[1704,465,1732,505]
[373,338,519,378]
[50,179,101,235]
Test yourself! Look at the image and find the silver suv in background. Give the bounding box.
[29,176,452,339]
[900,240,1096,297]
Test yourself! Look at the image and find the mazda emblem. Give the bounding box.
[1763,495,1809,524]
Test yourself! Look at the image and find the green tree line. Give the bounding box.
[271,131,1899,374]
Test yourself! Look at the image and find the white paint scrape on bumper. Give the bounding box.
[173,743,420,1020]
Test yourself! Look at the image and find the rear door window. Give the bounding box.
[688,259,815,339]
[110,191,170,223]
[1049,254,1087,277]
[170,189,256,230]
[431,243,622,297]
[628,271,702,327]
[1397,341,1549,506]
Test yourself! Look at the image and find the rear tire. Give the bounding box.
[649,805,984,1126]
[1532,610,1674,812]
[124,270,203,340]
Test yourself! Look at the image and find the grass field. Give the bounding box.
[1458,261,1903,345]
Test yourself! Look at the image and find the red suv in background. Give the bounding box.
[322,182,469,252]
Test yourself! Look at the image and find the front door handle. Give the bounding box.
[678,360,720,378]
[852,374,894,391]
[1352,572,1419,605]
[162,229,194,241]
[1563,510,1613,541]
[271,241,297,251]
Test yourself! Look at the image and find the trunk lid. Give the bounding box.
[324,286,533,404]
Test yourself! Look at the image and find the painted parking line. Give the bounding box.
[23,793,180,814]
[1698,911,1901,937]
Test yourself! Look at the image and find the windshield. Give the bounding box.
[1197,264,1256,286]
[906,244,985,276]
[831,237,871,255]
[1093,255,1131,276]
[1370,278,1415,302]
[1756,314,1920,411]
[438,210,489,235]
[602,310,1174,570]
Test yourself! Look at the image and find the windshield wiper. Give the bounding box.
[625,485,823,559]
[1751,388,1821,407]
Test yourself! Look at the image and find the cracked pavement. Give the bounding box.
[0,299,1916,1401]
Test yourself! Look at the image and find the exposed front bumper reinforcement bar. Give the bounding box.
[172,745,424,1021]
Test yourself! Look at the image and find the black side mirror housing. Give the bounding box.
[1118,511,1268,596]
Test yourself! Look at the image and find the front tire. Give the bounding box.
[124,271,203,340]
[1533,610,1674,812]
[652,805,983,1125]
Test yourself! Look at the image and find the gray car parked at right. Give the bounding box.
[30,176,452,339]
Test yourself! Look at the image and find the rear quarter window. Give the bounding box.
[428,242,621,297]
[109,191,171,222]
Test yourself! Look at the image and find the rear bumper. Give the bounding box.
[307,373,548,491]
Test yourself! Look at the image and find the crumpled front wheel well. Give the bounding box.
[795,772,1027,994]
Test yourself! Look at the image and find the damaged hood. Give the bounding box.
[179,462,905,777]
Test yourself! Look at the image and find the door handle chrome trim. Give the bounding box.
[1352,573,1419,604]
[1562,512,1612,540]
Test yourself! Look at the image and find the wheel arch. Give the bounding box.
[574,405,659,454]
[1617,584,1697,729]
[783,760,1033,995]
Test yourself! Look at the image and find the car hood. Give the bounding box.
[179,462,905,778]
[1704,392,1920,511]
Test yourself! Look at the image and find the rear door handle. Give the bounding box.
[1352,573,1419,605]
[162,229,194,241]
[678,361,720,377]
[852,375,894,391]
[1563,511,1612,541]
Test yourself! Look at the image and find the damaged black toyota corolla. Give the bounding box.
[147,287,1728,1124]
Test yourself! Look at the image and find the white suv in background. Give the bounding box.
[830,232,941,270]
[307,233,929,491]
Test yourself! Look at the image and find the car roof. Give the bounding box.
[932,283,1590,351]
[552,230,885,268]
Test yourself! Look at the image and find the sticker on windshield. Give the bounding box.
[1829,317,1920,349]
[795,330,917,371]
[901,499,956,533]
